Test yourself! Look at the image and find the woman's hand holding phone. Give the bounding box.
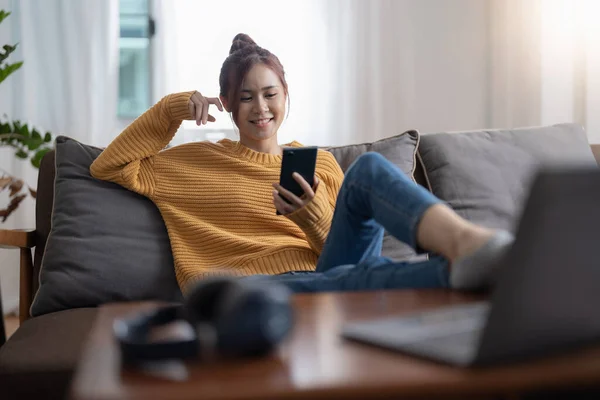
[272,173,320,215]
[188,91,223,126]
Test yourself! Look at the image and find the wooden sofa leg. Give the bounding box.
[19,247,33,323]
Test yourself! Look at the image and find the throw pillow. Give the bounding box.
[418,123,598,232]
[31,136,183,317]
[325,130,422,261]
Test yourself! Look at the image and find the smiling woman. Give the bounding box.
[234,66,285,143]
[90,32,346,291]
[91,24,514,298]
[217,34,289,152]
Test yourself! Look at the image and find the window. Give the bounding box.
[118,0,153,118]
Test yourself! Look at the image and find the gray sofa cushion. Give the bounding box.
[326,130,421,261]
[418,123,598,231]
[31,136,183,317]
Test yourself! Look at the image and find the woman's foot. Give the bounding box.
[449,228,514,290]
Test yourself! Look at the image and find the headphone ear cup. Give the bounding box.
[185,277,240,324]
[215,281,294,357]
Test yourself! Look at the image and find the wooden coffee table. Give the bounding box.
[69,290,600,400]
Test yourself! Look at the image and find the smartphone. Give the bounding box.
[277,147,318,211]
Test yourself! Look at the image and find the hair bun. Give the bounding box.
[229,33,257,55]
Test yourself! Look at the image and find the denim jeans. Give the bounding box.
[247,152,450,292]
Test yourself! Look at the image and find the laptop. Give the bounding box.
[341,167,600,367]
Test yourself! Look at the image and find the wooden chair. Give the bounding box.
[0,229,36,324]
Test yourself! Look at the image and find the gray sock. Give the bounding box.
[450,230,515,291]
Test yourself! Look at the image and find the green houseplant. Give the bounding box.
[0,9,55,222]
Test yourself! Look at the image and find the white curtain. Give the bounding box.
[489,0,600,143]
[488,0,543,128]
[0,0,119,314]
[315,0,491,144]
[12,0,120,147]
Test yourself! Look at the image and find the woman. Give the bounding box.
[91,34,513,294]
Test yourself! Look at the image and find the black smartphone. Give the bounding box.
[277,147,318,211]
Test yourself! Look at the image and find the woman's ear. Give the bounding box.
[220,96,231,113]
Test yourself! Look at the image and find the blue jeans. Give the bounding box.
[248,152,450,292]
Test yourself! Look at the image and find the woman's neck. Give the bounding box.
[239,136,282,156]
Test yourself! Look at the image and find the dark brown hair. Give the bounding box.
[219,33,289,122]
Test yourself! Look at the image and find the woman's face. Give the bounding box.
[232,63,286,142]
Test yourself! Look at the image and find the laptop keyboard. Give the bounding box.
[343,302,490,345]
[411,327,483,348]
[342,302,491,364]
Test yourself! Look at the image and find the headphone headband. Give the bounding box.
[113,278,293,364]
[114,305,201,362]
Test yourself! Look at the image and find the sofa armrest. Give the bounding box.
[0,229,36,323]
[0,229,36,249]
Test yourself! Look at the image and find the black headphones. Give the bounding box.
[113,277,294,364]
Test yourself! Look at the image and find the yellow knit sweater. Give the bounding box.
[90,91,344,292]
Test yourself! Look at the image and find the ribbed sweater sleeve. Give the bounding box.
[90,91,195,197]
[286,153,344,254]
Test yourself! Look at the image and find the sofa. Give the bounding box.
[1,123,599,399]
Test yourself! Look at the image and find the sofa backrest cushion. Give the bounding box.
[31,136,183,317]
[417,123,598,232]
[325,130,422,261]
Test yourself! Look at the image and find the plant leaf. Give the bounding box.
[26,138,43,150]
[18,122,29,137]
[27,129,43,150]
[0,43,17,64]
[0,121,10,134]
[0,193,26,222]
[31,147,50,169]
[0,61,23,84]
[15,149,28,159]
[44,132,52,142]
[9,178,23,196]
[0,10,10,25]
